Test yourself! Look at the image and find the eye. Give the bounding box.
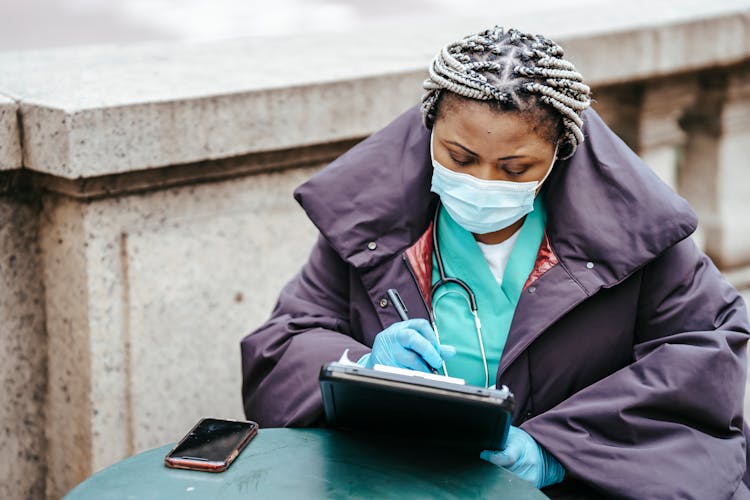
[501,165,530,177]
[449,154,473,167]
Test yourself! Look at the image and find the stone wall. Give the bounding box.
[1,2,749,498]
[0,93,48,500]
[37,167,322,494]
[0,194,47,500]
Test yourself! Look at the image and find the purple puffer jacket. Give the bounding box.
[241,106,750,499]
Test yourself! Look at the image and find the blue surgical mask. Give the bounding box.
[430,133,557,234]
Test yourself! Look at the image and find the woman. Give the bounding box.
[241,26,750,498]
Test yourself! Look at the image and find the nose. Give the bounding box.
[463,162,497,181]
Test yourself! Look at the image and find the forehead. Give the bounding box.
[434,98,551,152]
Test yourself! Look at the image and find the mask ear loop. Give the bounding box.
[536,143,559,190]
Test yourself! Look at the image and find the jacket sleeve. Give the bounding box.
[522,237,750,499]
[240,234,371,427]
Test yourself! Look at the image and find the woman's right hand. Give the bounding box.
[357,318,456,372]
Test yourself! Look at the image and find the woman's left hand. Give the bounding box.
[480,426,565,489]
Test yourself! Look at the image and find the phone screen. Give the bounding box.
[168,418,257,463]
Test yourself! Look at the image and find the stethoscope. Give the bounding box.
[429,201,490,388]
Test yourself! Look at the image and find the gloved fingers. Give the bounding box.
[356,353,373,368]
[482,426,524,465]
[439,344,456,359]
[480,449,515,468]
[483,427,560,489]
[395,328,443,369]
[505,426,535,453]
[393,348,433,372]
[398,320,455,364]
[399,318,440,347]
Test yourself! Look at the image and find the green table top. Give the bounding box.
[65,428,549,499]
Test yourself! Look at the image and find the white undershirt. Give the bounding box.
[476,230,521,287]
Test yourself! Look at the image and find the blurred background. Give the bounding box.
[1,1,749,498]
[1,0,608,50]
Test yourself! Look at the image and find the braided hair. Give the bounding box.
[421,26,591,159]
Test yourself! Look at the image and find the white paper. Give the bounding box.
[337,349,359,366]
[373,364,466,385]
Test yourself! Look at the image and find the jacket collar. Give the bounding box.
[294,107,437,269]
[294,106,697,285]
[543,109,697,294]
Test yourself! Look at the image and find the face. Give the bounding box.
[432,98,557,186]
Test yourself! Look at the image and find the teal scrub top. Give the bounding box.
[431,197,546,386]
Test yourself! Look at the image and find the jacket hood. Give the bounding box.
[294,106,697,287]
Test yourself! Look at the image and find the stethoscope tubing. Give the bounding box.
[430,202,490,388]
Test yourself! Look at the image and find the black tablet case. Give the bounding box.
[319,362,514,451]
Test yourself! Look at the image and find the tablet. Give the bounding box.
[319,362,514,450]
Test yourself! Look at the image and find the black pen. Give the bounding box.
[386,288,439,374]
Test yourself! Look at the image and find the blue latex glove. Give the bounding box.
[480,426,565,489]
[357,318,456,372]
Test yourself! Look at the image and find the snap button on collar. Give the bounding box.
[367,241,377,251]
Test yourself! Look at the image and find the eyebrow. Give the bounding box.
[444,140,526,161]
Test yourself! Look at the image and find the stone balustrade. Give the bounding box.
[1,1,750,498]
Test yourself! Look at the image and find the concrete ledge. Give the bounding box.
[0,95,21,170]
[17,74,419,179]
[0,0,748,179]
[26,137,361,200]
[563,12,750,86]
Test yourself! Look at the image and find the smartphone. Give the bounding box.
[164,417,259,472]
